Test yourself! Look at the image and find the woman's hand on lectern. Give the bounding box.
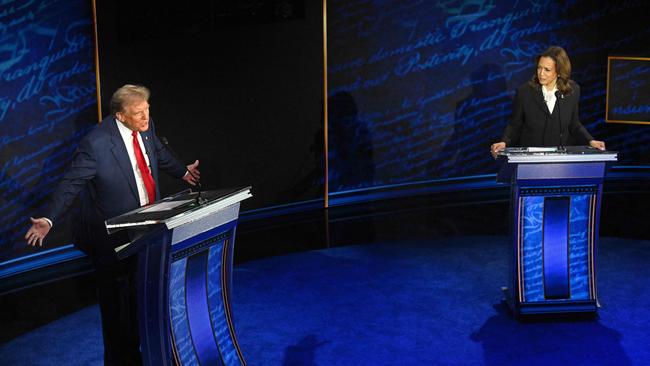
[589,140,606,150]
[491,142,506,159]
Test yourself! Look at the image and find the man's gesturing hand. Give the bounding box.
[25,217,52,247]
[183,160,201,186]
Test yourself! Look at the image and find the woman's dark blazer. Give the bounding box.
[501,81,593,147]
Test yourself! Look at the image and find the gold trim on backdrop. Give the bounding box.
[605,56,650,125]
[323,0,329,208]
[608,56,650,61]
[91,0,102,123]
[606,120,650,125]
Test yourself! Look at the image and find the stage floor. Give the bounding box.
[1,235,649,365]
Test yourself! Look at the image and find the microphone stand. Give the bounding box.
[555,90,566,153]
[160,136,206,205]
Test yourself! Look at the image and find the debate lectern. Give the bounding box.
[105,187,252,366]
[496,147,617,317]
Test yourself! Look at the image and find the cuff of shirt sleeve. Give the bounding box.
[43,218,53,228]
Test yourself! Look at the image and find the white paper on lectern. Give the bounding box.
[527,147,557,152]
[140,199,194,213]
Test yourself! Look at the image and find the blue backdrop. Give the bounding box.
[0,0,98,262]
[3,0,650,267]
[327,0,650,193]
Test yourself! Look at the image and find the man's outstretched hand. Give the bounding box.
[25,217,51,247]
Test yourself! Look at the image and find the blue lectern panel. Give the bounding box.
[522,196,544,302]
[168,222,244,366]
[521,194,593,302]
[568,195,591,300]
[113,191,250,365]
[186,252,223,366]
[169,258,199,366]
[542,197,570,299]
[208,240,243,365]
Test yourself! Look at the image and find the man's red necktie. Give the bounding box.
[132,131,156,204]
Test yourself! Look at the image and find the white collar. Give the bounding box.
[542,84,558,96]
[115,117,138,137]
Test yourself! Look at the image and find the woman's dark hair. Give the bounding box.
[529,46,574,94]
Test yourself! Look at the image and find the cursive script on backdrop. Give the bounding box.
[0,0,98,261]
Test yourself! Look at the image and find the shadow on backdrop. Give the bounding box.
[327,91,375,192]
[431,63,511,178]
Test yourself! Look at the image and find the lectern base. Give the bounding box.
[502,287,598,318]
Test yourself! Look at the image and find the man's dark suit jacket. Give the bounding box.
[501,81,593,147]
[44,115,187,253]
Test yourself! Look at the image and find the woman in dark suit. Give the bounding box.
[491,46,605,157]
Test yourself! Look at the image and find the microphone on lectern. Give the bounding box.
[160,136,205,204]
[554,90,566,153]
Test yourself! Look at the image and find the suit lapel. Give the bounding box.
[534,88,550,116]
[108,118,140,203]
[555,93,563,129]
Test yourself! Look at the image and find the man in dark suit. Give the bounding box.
[491,46,605,157]
[24,84,200,365]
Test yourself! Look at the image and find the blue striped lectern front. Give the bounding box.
[106,187,252,365]
[496,147,617,317]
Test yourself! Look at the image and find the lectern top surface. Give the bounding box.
[105,187,252,231]
[497,146,618,163]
